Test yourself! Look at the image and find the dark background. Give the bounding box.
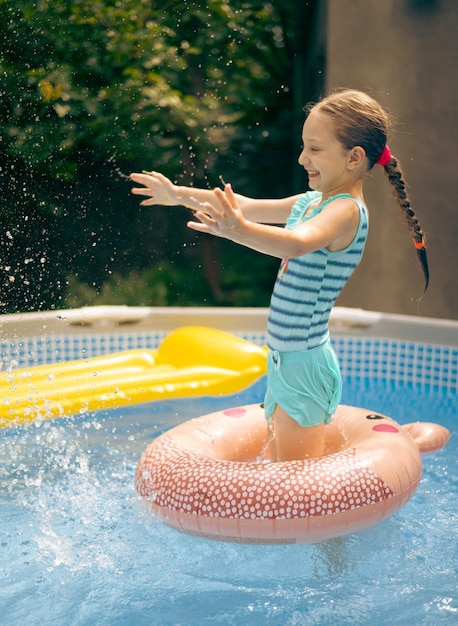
[0,0,326,312]
[1,0,456,319]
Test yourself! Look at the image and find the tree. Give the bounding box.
[0,0,326,312]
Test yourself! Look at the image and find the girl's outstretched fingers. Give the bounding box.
[224,182,236,204]
[130,171,179,206]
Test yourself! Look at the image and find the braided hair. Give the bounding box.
[308,90,429,291]
[382,156,429,290]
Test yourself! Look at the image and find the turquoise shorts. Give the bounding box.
[264,338,342,427]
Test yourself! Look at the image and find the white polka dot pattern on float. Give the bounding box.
[136,438,394,520]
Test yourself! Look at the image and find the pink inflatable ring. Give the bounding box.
[135,403,450,543]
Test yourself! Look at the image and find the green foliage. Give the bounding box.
[64,245,278,308]
[0,0,325,312]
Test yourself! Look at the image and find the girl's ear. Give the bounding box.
[348,146,366,169]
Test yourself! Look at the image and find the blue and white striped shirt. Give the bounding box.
[267,191,368,351]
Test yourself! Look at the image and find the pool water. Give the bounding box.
[1,377,456,626]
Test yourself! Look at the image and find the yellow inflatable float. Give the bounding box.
[0,327,267,427]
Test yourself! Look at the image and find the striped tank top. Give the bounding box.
[267,191,368,351]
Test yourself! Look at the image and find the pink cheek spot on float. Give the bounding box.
[372,423,399,433]
[224,407,247,418]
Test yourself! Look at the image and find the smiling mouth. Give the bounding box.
[307,170,319,177]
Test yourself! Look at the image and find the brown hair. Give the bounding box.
[308,89,429,291]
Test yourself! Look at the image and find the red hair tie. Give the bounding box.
[414,239,425,250]
[376,145,391,167]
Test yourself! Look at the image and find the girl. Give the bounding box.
[130,89,429,462]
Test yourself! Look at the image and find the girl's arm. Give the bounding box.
[188,184,361,259]
[130,171,300,224]
[234,195,302,224]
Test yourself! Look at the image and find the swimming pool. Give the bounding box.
[0,307,456,625]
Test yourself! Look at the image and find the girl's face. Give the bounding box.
[298,110,357,197]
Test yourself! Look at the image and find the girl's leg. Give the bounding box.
[269,404,325,461]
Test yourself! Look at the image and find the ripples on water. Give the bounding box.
[1,378,456,625]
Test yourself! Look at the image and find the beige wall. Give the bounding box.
[327,0,458,320]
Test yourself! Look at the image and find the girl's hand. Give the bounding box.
[130,171,180,206]
[188,184,247,240]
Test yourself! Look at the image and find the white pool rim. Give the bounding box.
[0,305,457,346]
[0,306,457,392]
